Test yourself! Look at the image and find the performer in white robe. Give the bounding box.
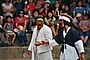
[28,15,53,60]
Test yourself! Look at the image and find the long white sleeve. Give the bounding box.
[28,27,37,51]
[49,39,59,47]
[75,40,85,53]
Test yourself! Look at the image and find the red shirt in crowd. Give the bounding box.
[15,17,27,27]
[24,3,36,14]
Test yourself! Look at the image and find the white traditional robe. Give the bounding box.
[28,25,53,60]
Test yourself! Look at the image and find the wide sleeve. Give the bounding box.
[54,31,63,45]
[44,26,53,43]
[44,26,59,46]
[28,33,34,51]
[72,29,85,53]
[28,27,36,51]
[75,40,85,53]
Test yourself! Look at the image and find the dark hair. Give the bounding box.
[76,0,83,7]
[32,9,39,17]
[6,15,11,19]
[46,10,54,19]
[4,0,10,3]
[63,20,72,27]
[52,1,61,11]
[27,0,34,4]
[18,10,25,17]
[65,5,71,11]
[83,14,89,19]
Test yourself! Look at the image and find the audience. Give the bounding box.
[15,10,28,46]
[2,0,14,17]
[79,14,90,46]
[0,0,90,47]
[3,15,16,46]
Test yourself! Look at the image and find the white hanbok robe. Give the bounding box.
[28,25,53,60]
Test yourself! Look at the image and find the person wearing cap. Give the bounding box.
[28,15,53,60]
[15,10,28,46]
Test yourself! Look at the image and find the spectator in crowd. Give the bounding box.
[73,0,86,18]
[24,0,36,15]
[13,0,23,17]
[28,15,53,60]
[79,14,90,46]
[70,1,77,11]
[83,2,90,16]
[39,2,51,18]
[27,9,39,33]
[0,16,7,47]
[15,10,28,46]
[62,5,72,16]
[44,10,56,37]
[60,4,66,15]
[52,1,61,19]
[36,0,45,6]
[2,0,14,17]
[3,16,16,46]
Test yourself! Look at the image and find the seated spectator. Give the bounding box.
[44,10,56,37]
[3,16,16,46]
[13,0,23,17]
[2,0,14,17]
[15,10,28,46]
[24,0,36,15]
[27,9,39,33]
[73,0,86,18]
[0,16,7,47]
[39,2,51,18]
[79,14,90,46]
[83,3,90,16]
[52,1,60,19]
[62,5,72,16]
[70,1,76,11]
[35,0,45,6]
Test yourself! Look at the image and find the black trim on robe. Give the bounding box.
[54,27,80,46]
[54,27,81,55]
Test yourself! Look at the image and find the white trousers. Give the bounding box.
[37,51,53,60]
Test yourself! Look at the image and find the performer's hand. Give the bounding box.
[35,41,43,46]
[27,50,32,55]
[41,40,49,44]
[80,52,85,60]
